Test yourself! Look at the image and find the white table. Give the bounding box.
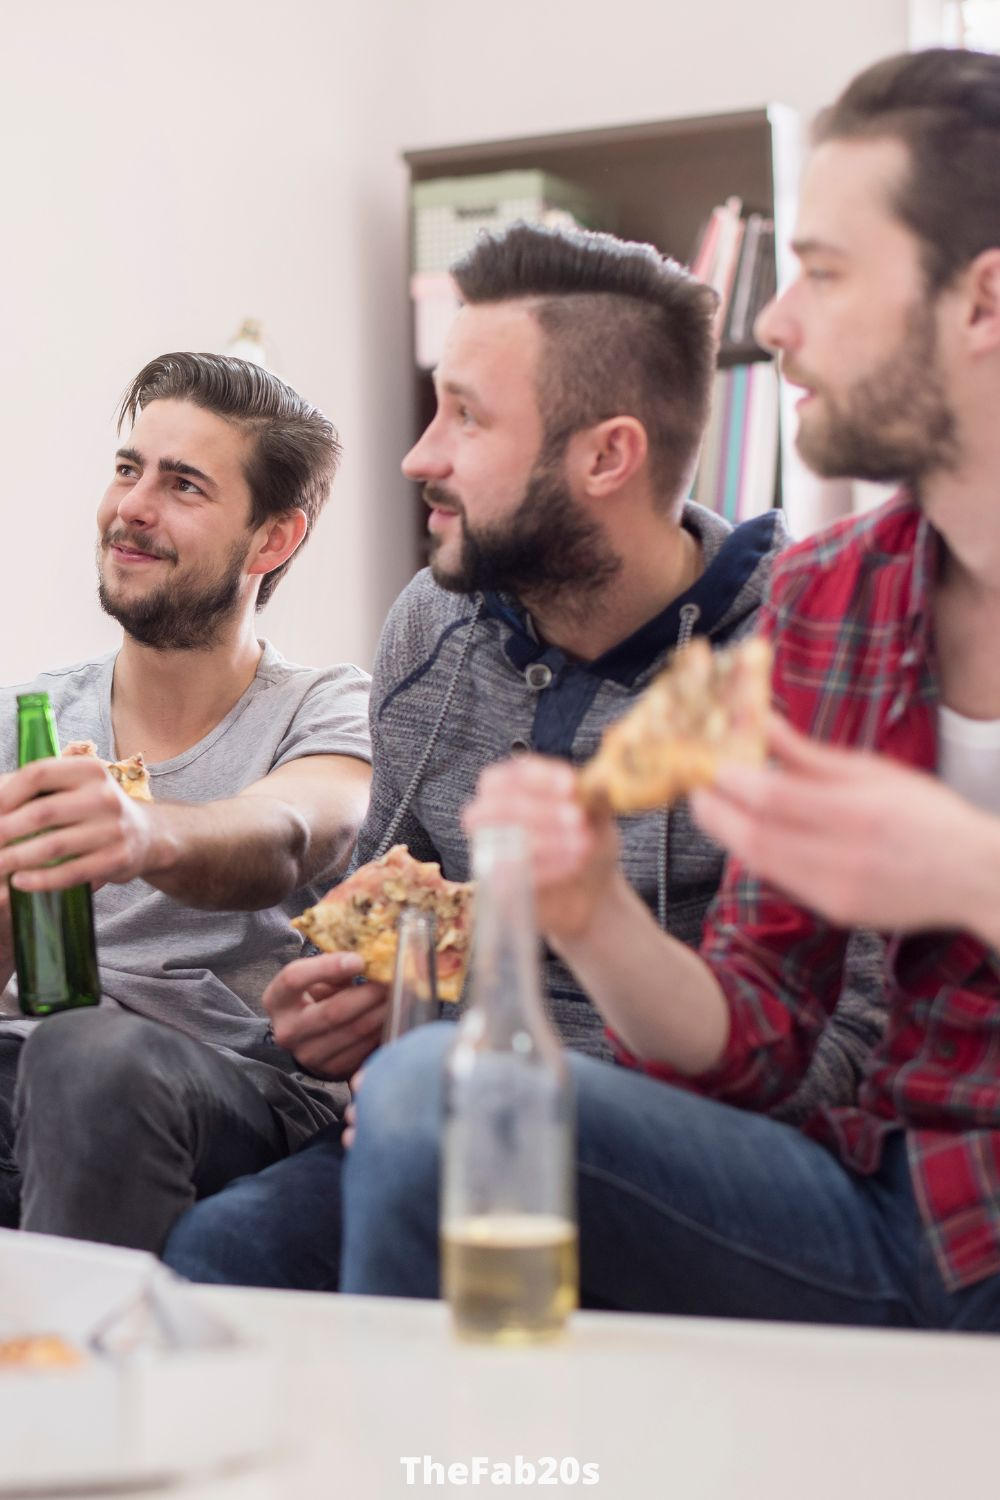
[132,1286,1000,1500]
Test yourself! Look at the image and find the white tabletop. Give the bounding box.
[130,1285,1000,1500]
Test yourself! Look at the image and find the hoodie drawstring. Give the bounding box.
[375,597,485,858]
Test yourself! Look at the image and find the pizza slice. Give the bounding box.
[578,635,773,813]
[62,741,153,801]
[291,844,475,1002]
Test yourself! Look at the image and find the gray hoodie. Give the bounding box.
[353,501,885,1120]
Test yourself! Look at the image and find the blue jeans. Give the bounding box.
[164,1121,346,1289]
[339,1023,1000,1331]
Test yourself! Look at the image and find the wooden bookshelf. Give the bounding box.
[404,106,845,547]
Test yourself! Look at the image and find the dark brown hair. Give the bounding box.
[815,48,1000,291]
[117,352,342,608]
[451,223,719,506]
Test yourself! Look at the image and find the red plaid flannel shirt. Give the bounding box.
[618,493,1000,1293]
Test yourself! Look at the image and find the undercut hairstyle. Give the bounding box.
[815,48,1000,292]
[117,352,342,608]
[450,223,719,508]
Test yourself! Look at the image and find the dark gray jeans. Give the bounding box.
[0,1008,289,1253]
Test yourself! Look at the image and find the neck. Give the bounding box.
[520,515,702,661]
[111,613,264,760]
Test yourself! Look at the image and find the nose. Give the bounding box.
[114,474,159,529]
[402,413,450,482]
[754,281,799,356]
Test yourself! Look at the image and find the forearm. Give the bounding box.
[552,873,731,1074]
[143,796,320,910]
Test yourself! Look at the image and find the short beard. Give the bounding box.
[97,532,251,650]
[794,302,959,484]
[427,449,622,607]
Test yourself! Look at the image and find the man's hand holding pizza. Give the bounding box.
[462,755,623,945]
[690,713,1000,946]
[263,952,388,1082]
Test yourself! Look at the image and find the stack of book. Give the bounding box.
[690,199,776,352]
[692,359,780,522]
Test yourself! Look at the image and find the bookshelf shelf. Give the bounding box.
[404,105,844,546]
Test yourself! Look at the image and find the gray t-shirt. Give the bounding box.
[0,641,371,1146]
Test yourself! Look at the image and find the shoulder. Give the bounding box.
[256,643,370,698]
[766,492,918,622]
[372,570,481,704]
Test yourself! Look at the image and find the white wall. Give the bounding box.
[2,0,909,686]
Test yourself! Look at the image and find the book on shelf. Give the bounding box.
[690,202,775,355]
[692,359,780,522]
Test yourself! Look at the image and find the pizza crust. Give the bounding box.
[578,636,772,813]
[292,845,474,1003]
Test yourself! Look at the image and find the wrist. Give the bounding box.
[549,869,641,964]
[143,805,180,879]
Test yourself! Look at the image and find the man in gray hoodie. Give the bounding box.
[164,222,883,1288]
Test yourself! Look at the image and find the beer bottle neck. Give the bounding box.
[466,828,561,1061]
[16,692,59,767]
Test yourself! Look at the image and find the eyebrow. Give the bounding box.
[115,446,218,491]
[433,375,482,404]
[790,237,851,261]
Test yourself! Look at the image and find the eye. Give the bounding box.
[175,477,203,495]
[457,405,476,428]
[805,268,836,284]
[116,463,137,478]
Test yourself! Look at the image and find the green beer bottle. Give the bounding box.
[9,692,100,1016]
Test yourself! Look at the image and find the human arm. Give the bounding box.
[0,751,371,911]
[463,757,731,1073]
[0,852,12,994]
[689,713,1000,945]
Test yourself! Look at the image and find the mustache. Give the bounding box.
[422,484,464,515]
[779,359,820,393]
[103,528,178,564]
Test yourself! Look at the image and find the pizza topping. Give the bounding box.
[292,845,475,1002]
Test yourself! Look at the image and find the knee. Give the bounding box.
[18,1010,178,1118]
[347,1023,453,1191]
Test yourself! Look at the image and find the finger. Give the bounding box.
[476,755,578,800]
[691,785,853,904]
[764,713,880,781]
[0,757,107,813]
[264,952,365,1016]
[271,984,388,1055]
[293,1022,385,1084]
[9,840,130,893]
[342,1126,356,1150]
[0,816,122,878]
[0,783,119,848]
[348,1068,365,1095]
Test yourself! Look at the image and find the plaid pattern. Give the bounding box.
[619,494,1000,1292]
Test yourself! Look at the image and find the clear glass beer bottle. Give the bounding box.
[9,693,100,1016]
[441,824,577,1343]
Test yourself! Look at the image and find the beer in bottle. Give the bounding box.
[441,824,577,1344]
[9,693,100,1016]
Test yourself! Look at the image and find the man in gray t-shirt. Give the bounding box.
[0,352,371,1253]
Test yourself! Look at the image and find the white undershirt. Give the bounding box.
[938,705,1000,816]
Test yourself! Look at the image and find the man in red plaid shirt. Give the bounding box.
[342,46,1000,1330]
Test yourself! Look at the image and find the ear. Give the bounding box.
[963,249,1000,354]
[569,417,649,500]
[246,507,309,579]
